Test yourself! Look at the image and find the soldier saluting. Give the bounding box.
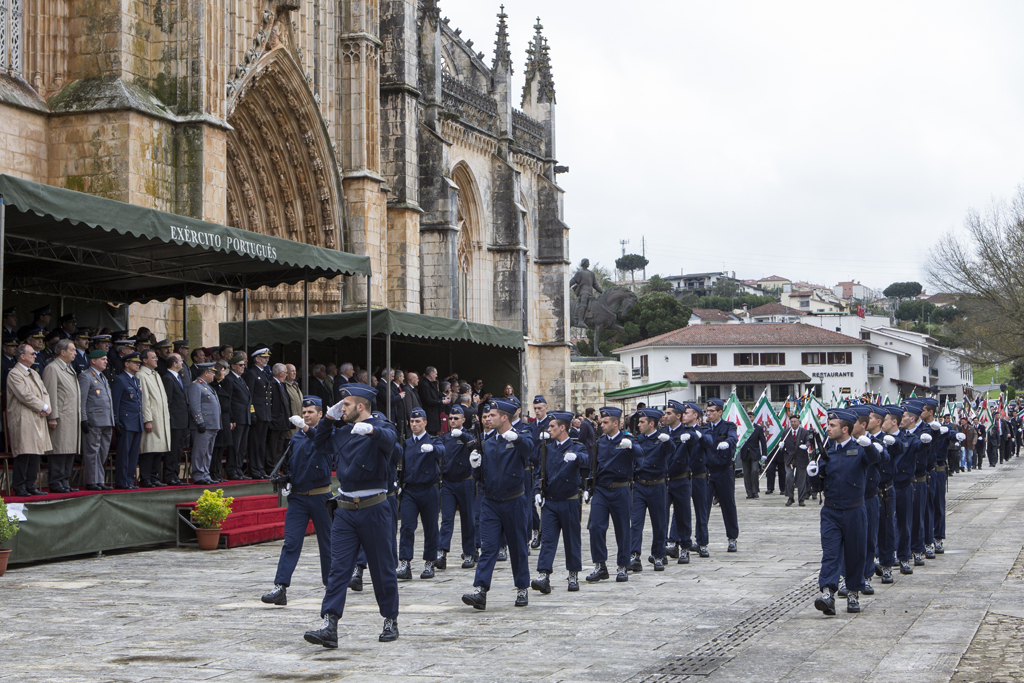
[569,258,602,328]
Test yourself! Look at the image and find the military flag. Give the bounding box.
[723,391,755,451]
[752,389,784,452]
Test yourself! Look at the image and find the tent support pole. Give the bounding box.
[303,272,309,396]
[385,333,391,420]
[242,287,249,354]
[0,195,5,319]
[366,275,372,378]
[182,289,188,343]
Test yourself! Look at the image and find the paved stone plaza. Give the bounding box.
[3,460,1024,683]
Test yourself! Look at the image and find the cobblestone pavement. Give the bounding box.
[2,459,1023,683]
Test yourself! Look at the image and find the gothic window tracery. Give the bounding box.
[457,193,471,320]
[0,0,23,75]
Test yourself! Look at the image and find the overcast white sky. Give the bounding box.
[438,0,1024,292]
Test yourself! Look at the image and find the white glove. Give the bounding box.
[929,421,941,430]
[539,431,550,440]
[618,438,633,449]
[469,450,482,468]
[450,428,463,437]
[563,451,577,462]
[884,435,896,445]
[326,402,345,420]
[502,430,519,442]
[806,461,819,477]
[939,425,949,435]
[679,433,691,443]
[658,433,671,442]
[421,443,434,453]
[920,433,933,444]
[873,443,883,453]
[583,490,591,504]
[717,441,729,451]
[799,444,808,450]
[351,422,373,436]
[289,415,304,428]
[956,432,966,442]
[535,493,544,508]
[43,404,49,413]
[281,483,291,497]
[857,435,872,447]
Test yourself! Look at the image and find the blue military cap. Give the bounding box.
[122,352,142,363]
[599,406,623,419]
[491,398,519,414]
[2,332,16,346]
[705,398,725,409]
[449,404,465,416]
[31,305,51,317]
[920,397,939,408]
[828,408,857,423]
[548,410,574,421]
[902,401,924,416]
[195,362,216,370]
[533,395,547,405]
[338,383,378,401]
[638,407,664,420]
[508,396,522,408]
[302,395,323,408]
[667,399,687,413]
[2,306,15,316]
[686,402,704,416]
[884,404,906,417]
[72,328,91,340]
[851,404,885,418]
[410,407,427,419]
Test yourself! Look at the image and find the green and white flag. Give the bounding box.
[800,395,829,439]
[723,391,755,451]
[978,405,993,430]
[882,393,891,406]
[752,389,784,452]
[941,399,952,418]
[830,389,840,408]
[909,388,917,399]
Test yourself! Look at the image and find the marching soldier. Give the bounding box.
[529,395,552,550]
[850,404,890,596]
[901,400,931,567]
[438,404,479,570]
[261,396,334,606]
[245,348,273,478]
[875,406,904,584]
[630,407,671,572]
[531,410,588,594]
[396,408,445,581]
[890,404,921,575]
[663,400,700,563]
[585,406,642,584]
[702,398,739,553]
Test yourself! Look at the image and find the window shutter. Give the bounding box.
[801,352,808,364]
[734,353,740,365]
[710,353,717,366]
[846,352,852,365]
[752,353,759,366]
[759,353,767,365]
[779,352,785,365]
[691,353,698,365]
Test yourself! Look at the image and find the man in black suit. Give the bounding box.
[739,412,766,499]
[403,371,423,429]
[781,415,811,506]
[226,354,252,480]
[308,363,333,405]
[390,370,407,434]
[245,348,273,478]
[419,366,447,435]
[332,362,353,403]
[160,353,189,485]
[267,363,293,472]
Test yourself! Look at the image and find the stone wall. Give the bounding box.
[570,359,630,415]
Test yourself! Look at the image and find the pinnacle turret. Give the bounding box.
[492,5,513,73]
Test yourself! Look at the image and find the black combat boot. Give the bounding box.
[628,552,643,573]
[435,550,447,570]
[586,562,609,582]
[698,546,710,558]
[678,549,690,564]
[530,530,541,549]
[900,559,913,575]
[462,586,487,610]
[727,538,738,553]
[862,577,874,595]
[934,540,944,554]
[924,544,936,560]
[616,566,629,582]
[881,566,894,584]
[349,566,364,592]
[653,557,665,572]
[461,554,477,569]
[515,588,529,607]
[531,572,552,594]
[497,546,508,561]
[837,576,848,598]
[665,543,679,559]
[379,617,399,642]
[913,553,925,566]
[304,614,339,648]
[397,560,412,580]
[420,560,435,579]
[567,571,579,592]
[814,587,836,616]
[261,584,287,605]
[846,591,861,613]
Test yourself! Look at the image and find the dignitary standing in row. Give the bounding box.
[138,349,172,487]
[41,339,81,493]
[188,363,221,485]
[79,350,114,491]
[111,352,144,490]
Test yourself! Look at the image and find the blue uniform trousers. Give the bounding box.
[588,485,632,567]
[862,495,879,581]
[877,486,897,567]
[115,430,142,488]
[355,494,398,569]
[706,469,739,540]
[439,477,477,557]
[537,498,583,573]
[630,482,668,557]
[691,475,710,546]
[274,493,333,586]
[931,469,947,540]
[894,484,914,562]
[819,504,867,593]
[666,477,693,549]
[912,479,928,553]
[321,501,399,619]
[924,473,935,546]
[474,494,531,590]
[399,486,440,562]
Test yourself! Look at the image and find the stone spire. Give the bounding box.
[492,4,513,73]
[522,17,555,107]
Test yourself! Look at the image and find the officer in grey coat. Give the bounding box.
[188,363,221,485]
[78,350,115,491]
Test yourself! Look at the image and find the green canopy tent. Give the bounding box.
[0,174,373,390]
[219,309,525,418]
[604,380,689,409]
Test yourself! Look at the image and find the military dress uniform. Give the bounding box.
[397,408,445,580]
[78,352,115,490]
[702,399,740,552]
[850,405,890,595]
[630,408,671,571]
[891,404,921,574]
[531,410,588,593]
[586,406,643,583]
[905,402,933,565]
[244,351,273,478]
[111,356,145,489]
[876,406,905,583]
[529,397,552,547]
[665,401,702,562]
[226,359,252,480]
[187,365,221,484]
[438,405,479,568]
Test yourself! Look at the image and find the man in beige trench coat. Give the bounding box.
[138,349,172,487]
[42,339,82,493]
[8,343,52,495]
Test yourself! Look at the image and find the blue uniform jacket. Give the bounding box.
[817,437,880,509]
[530,415,552,465]
[908,422,931,477]
[593,431,643,488]
[892,428,919,488]
[864,431,889,497]
[666,424,704,476]
[635,430,671,480]
[511,419,537,467]
[878,431,902,487]
[441,429,476,481]
[111,371,145,432]
[535,437,588,501]
[287,427,332,492]
[402,433,445,487]
[475,428,533,501]
[314,416,397,491]
[701,419,738,471]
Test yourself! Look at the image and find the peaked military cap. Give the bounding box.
[599,406,623,419]
[302,395,323,408]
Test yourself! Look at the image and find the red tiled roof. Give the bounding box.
[747,302,805,316]
[614,322,867,352]
[684,370,811,383]
[691,308,734,322]
[759,275,790,282]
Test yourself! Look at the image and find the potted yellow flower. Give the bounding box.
[191,489,233,550]
[0,498,19,575]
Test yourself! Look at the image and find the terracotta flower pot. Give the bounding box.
[195,527,222,550]
[0,548,11,576]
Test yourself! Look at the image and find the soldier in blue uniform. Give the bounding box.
[303,384,399,647]
[531,410,588,594]
[245,347,274,478]
[876,405,904,584]
[663,400,701,563]
[437,404,479,570]
[920,397,962,556]
[262,396,334,606]
[629,407,671,572]
[509,397,538,554]
[111,352,145,489]
[396,407,445,581]
[702,398,739,553]
[893,403,923,575]
[811,408,879,616]
[902,400,933,567]
[528,395,551,549]
[850,405,889,597]
[70,329,90,374]
[585,406,642,583]
[462,398,533,610]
